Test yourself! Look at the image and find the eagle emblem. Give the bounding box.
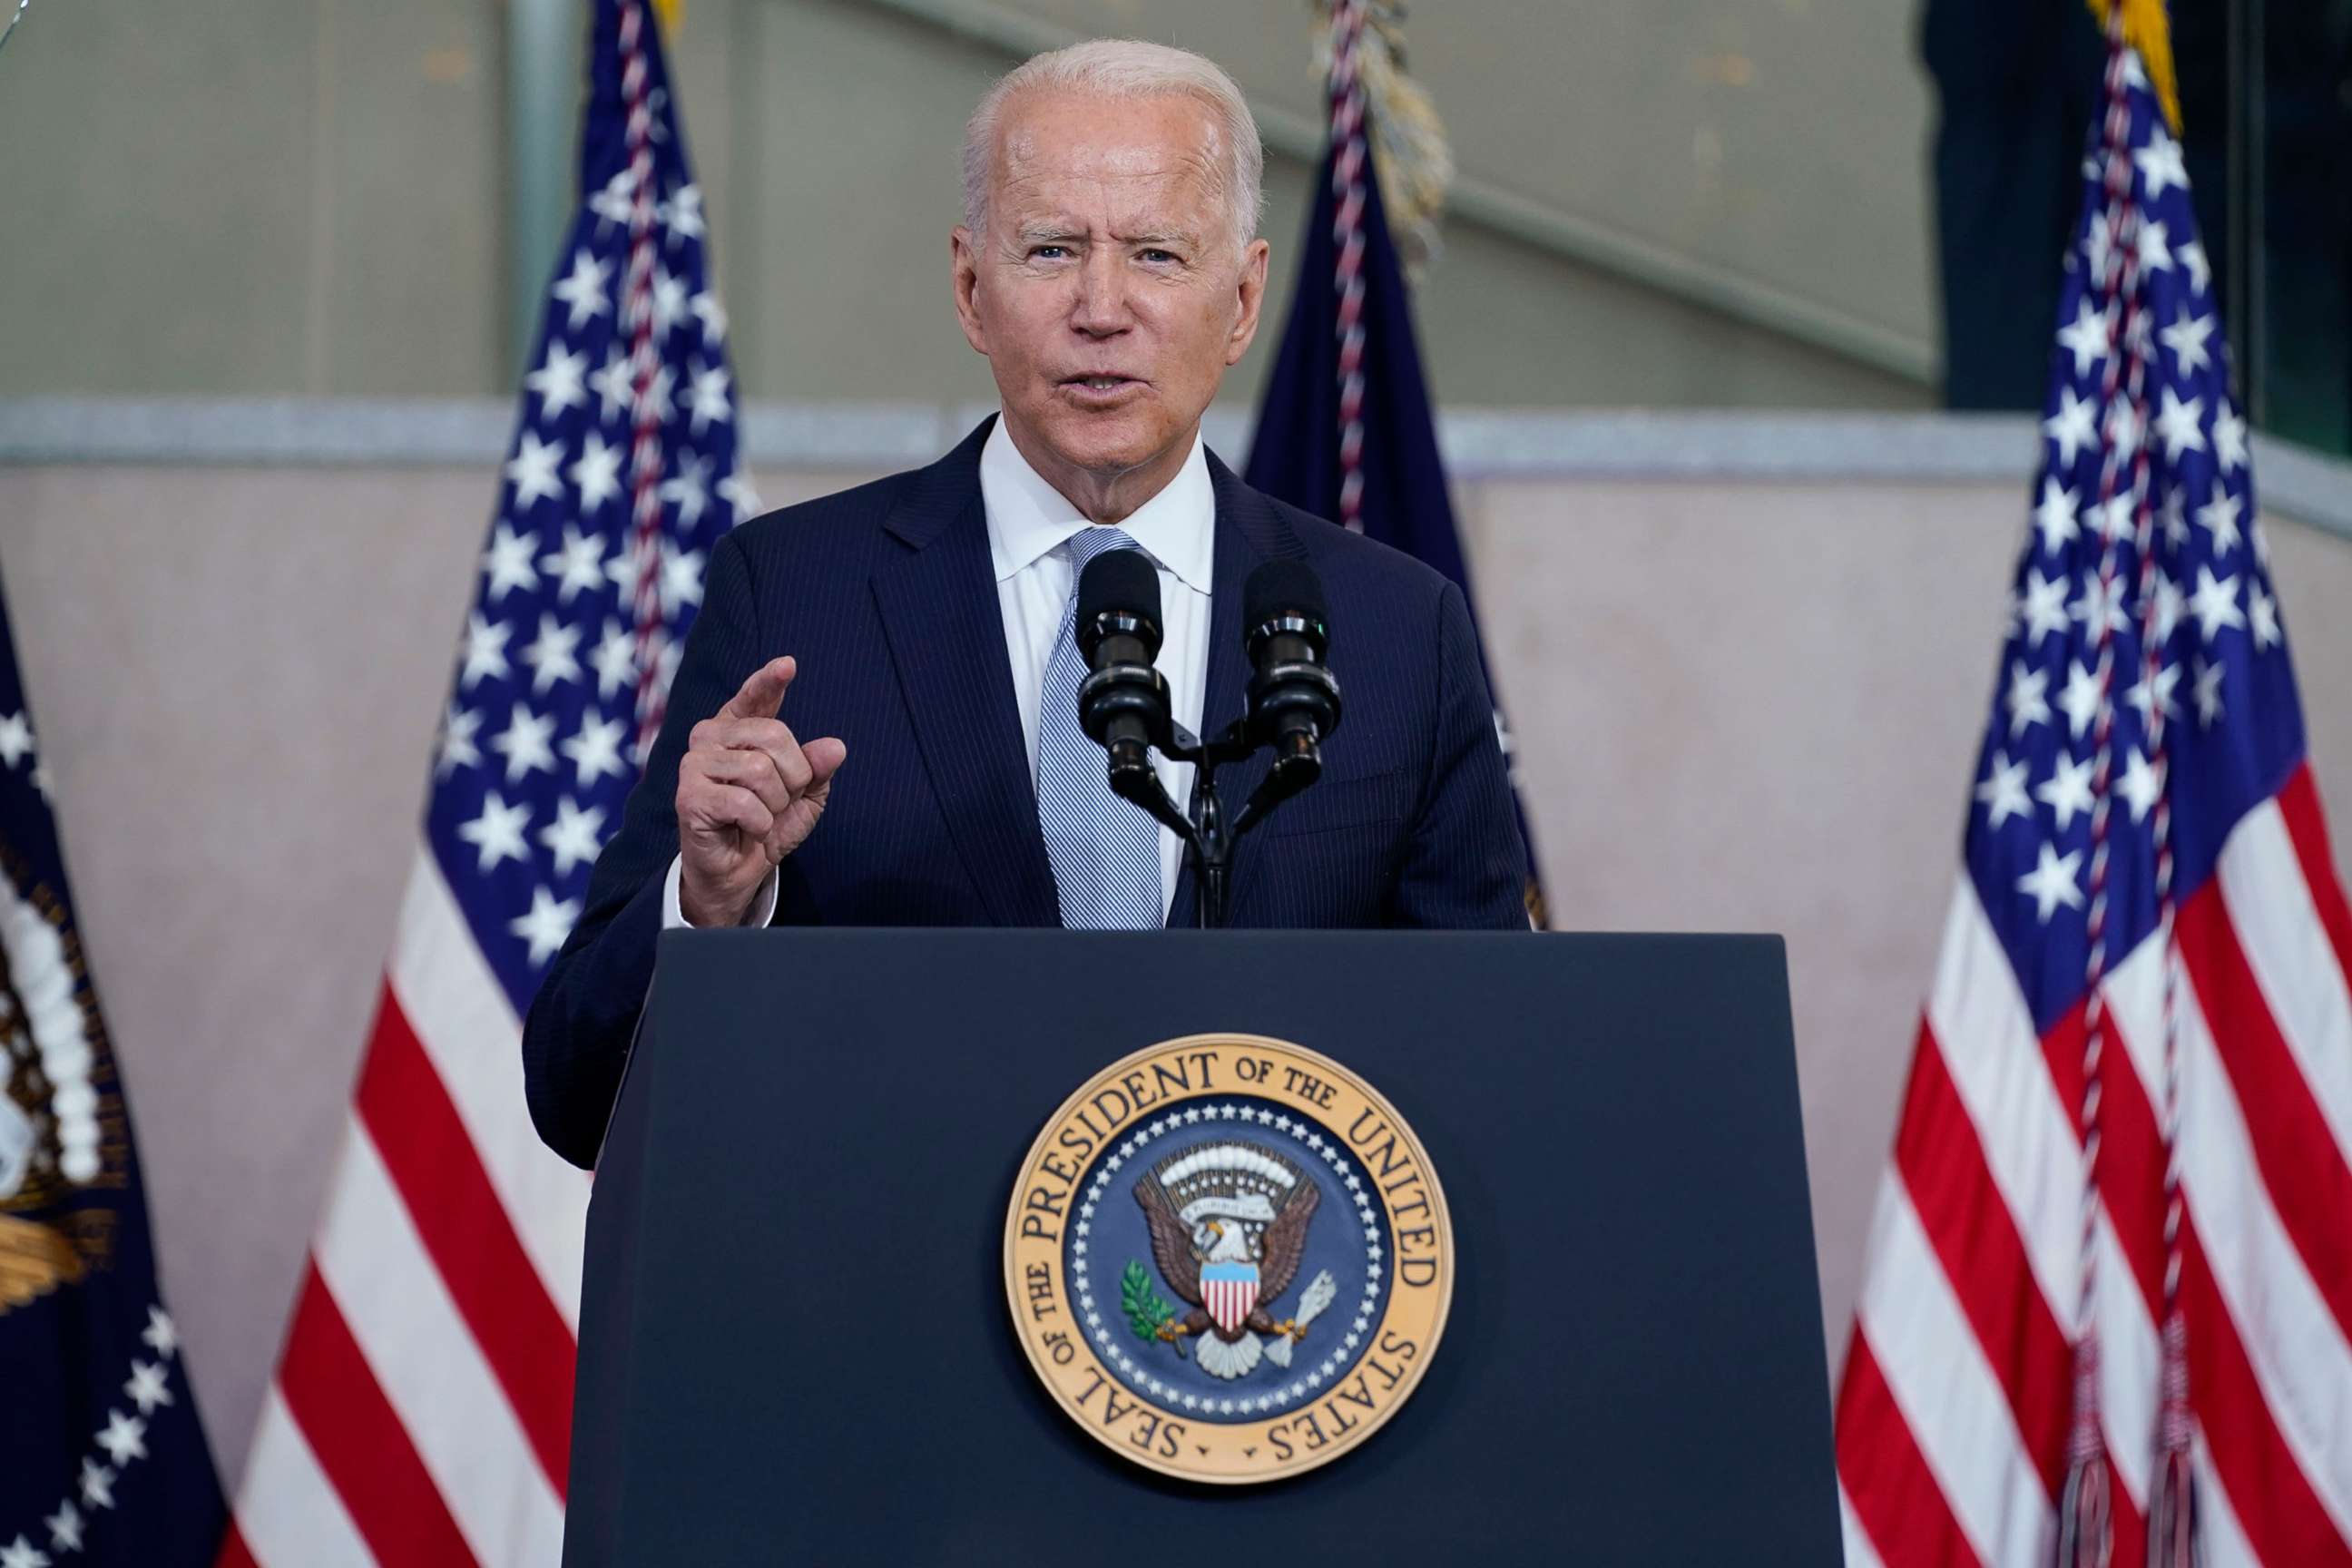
[1128,1141,1338,1380]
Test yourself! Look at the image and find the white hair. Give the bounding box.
[961,39,1265,256]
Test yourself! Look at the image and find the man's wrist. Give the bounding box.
[662,858,780,930]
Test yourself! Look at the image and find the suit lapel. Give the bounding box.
[1169,451,1311,927]
[870,421,1061,926]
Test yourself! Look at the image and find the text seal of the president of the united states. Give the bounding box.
[1004,1034,1453,1483]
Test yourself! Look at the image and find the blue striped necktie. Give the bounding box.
[1036,526,1162,930]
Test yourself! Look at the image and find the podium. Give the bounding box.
[565,930,1837,1563]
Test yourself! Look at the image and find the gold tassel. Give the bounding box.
[652,0,683,37]
[1314,2,1455,279]
[2087,0,2181,133]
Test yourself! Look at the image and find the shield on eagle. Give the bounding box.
[1200,1259,1259,1337]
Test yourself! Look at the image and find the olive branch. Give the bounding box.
[1121,1259,1181,1354]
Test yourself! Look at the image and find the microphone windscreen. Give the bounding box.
[1076,545,1162,632]
[1242,559,1328,637]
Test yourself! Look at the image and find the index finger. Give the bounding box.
[717,655,797,721]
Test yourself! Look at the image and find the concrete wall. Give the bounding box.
[0,0,1932,410]
[2,439,2347,1487]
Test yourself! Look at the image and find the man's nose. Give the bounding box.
[1070,249,1130,337]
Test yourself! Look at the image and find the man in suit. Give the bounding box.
[524,39,1529,1168]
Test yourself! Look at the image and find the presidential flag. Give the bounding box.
[1835,5,2352,1564]
[221,1,748,1562]
[0,569,229,1565]
[1245,0,1546,926]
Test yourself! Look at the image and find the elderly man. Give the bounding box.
[523,39,1528,1167]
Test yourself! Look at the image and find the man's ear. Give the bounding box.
[951,225,989,357]
[1224,237,1271,367]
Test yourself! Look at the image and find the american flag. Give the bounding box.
[1835,12,2352,1568]
[220,2,746,1561]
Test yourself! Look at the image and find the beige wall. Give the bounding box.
[2,450,2347,1488]
[0,0,1931,410]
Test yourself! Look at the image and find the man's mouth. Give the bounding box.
[1061,375,1141,392]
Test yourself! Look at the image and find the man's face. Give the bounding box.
[953,89,1269,487]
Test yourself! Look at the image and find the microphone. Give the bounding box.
[1075,548,1173,796]
[1242,559,1343,797]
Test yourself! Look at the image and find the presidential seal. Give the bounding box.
[1004,1034,1452,1484]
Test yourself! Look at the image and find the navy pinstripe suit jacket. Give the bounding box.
[523,418,1529,1165]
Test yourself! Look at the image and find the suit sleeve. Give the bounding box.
[520,530,808,1166]
[1389,580,1532,929]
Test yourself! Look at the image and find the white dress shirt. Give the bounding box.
[664,417,1214,927]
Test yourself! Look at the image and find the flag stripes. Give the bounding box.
[219,1391,368,1568]
[351,984,576,1493]
[1842,765,2352,1563]
[385,858,589,1330]
[274,1265,477,1565]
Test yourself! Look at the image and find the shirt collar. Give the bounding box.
[980,416,1214,593]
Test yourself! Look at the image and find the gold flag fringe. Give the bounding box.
[2089,0,2182,132]
[1314,2,1454,278]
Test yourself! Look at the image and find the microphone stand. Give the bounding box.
[1106,720,1309,931]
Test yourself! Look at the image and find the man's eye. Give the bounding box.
[1031,245,1070,260]
[1140,250,1178,264]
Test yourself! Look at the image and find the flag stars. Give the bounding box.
[0,1537,49,1568]
[570,433,626,515]
[2249,583,2281,650]
[662,544,706,618]
[481,522,543,602]
[691,289,727,343]
[2043,388,2098,467]
[436,702,483,778]
[2194,481,2242,556]
[2118,748,2165,824]
[539,796,608,877]
[2124,662,2181,724]
[0,711,33,769]
[2177,239,2211,297]
[2193,657,2227,728]
[456,790,533,871]
[509,887,582,965]
[93,1409,147,1466]
[2133,218,2173,275]
[1976,750,2033,829]
[123,1358,173,1415]
[2161,308,2215,376]
[460,612,513,691]
[2135,126,2189,200]
[591,348,635,423]
[2151,388,2206,461]
[2056,659,2105,740]
[2054,301,2110,379]
[2017,842,2087,922]
[42,1503,80,1553]
[2006,661,2053,736]
[660,181,705,243]
[488,701,559,782]
[2150,570,2185,645]
[2013,566,2069,649]
[142,1308,179,1358]
[687,361,733,435]
[2088,492,2137,545]
[2212,406,2249,473]
[526,341,590,417]
[563,713,631,788]
[718,468,762,524]
[661,451,711,529]
[2071,573,2130,638]
[589,620,638,699]
[2102,397,2144,461]
[2188,566,2246,642]
[77,1460,113,1511]
[2032,480,2081,554]
[2036,753,2097,832]
[505,432,567,510]
[521,613,584,693]
[651,265,689,344]
[551,249,612,328]
[540,524,611,603]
